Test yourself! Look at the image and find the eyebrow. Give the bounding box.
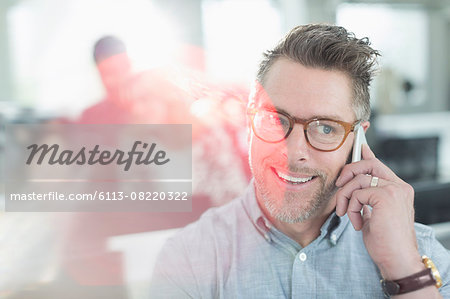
[259,103,347,122]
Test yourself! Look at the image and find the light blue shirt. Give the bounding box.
[150,183,450,298]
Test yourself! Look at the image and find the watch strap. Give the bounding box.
[381,268,436,296]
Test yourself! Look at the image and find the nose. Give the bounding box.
[283,124,310,163]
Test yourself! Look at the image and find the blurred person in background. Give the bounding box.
[0,35,251,299]
[56,33,251,297]
[79,35,133,124]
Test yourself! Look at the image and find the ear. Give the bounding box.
[361,121,370,133]
[247,80,266,144]
[246,102,255,144]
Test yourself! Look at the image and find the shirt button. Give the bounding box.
[299,252,307,262]
[331,234,337,242]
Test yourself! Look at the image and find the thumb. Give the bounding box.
[362,205,372,223]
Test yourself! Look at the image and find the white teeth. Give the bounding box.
[276,171,313,184]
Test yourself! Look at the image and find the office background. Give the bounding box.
[0,0,449,298]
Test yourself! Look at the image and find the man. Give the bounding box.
[79,35,133,124]
[150,24,449,298]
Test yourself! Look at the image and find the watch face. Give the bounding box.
[422,256,443,288]
[381,280,400,296]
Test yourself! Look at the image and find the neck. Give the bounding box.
[258,198,336,248]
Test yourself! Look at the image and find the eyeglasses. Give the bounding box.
[247,107,359,152]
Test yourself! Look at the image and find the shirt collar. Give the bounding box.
[241,180,272,238]
[241,180,350,245]
[320,210,350,245]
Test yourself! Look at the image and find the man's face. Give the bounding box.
[249,58,357,223]
[97,53,132,100]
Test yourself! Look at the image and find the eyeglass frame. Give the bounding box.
[247,106,361,152]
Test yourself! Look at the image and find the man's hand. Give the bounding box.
[335,144,424,280]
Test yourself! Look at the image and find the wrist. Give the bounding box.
[380,255,443,297]
[378,253,424,280]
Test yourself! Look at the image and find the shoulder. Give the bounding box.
[414,222,450,296]
[78,100,109,123]
[414,222,434,244]
[150,197,247,298]
[155,195,253,273]
[414,222,444,252]
[413,222,448,265]
[167,197,246,249]
[78,99,128,124]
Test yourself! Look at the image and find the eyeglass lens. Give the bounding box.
[252,110,347,151]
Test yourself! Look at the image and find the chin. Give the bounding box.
[255,171,337,224]
[266,189,325,223]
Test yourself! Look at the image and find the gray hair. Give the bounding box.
[256,24,380,122]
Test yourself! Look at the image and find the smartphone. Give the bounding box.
[351,124,367,163]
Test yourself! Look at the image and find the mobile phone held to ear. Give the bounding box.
[351,124,367,163]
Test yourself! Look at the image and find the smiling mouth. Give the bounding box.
[274,169,316,185]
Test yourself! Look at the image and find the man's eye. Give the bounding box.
[278,117,289,128]
[318,125,333,134]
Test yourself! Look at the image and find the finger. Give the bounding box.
[336,174,368,216]
[347,188,381,230]
[362,205,372,222]
[347,190,364,230]
[335,191,349,217]
[335,174,385,216]
[336,158,397,187]
[361,143,376,160]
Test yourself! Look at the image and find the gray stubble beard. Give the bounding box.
[255,168,338,224]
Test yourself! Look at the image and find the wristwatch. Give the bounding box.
[380,255,442,297]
